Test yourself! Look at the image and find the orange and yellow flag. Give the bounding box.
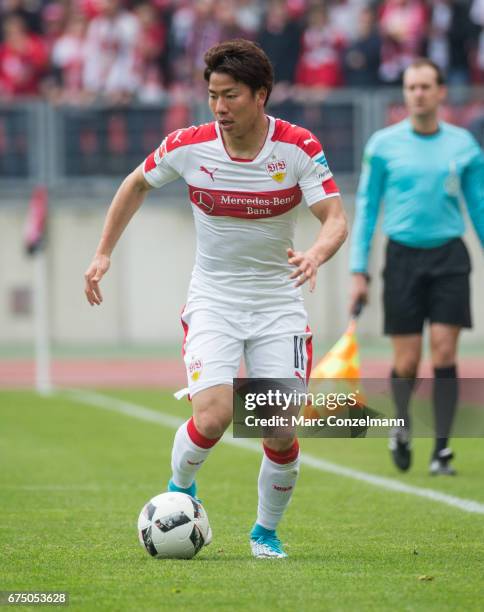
[304,319,365,419]
[311,319,360,379]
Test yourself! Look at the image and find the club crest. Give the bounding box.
[188,357,203,381]
[266,159,287,183]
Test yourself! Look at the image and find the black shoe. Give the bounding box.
[429,448,456,476]
[389,428,411,471]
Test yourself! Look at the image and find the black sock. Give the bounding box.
[433,365,458,455]
[390,369,416,431]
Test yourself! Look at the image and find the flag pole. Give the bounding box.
[33,247,52,394]
[347,298,365,335]
[25,185,52,395]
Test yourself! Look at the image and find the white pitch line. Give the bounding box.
[65,389,484,516]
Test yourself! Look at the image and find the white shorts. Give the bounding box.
[180,304,312,397]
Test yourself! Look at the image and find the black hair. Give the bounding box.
[204,39,274,106]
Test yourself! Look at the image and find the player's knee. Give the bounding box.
[394,361,419,378]
[193,405,231,439]
[431,339,456,368]
[432,350,456,369]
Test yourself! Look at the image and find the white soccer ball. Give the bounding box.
[137,492,211,559]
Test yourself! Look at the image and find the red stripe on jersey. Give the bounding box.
[166,122,217,152]
[322,177,339,196]
[272,119,323,158]
[305,325,313,384]
[263,439,300,464]
[180,306,189,357]
[187,417,220,449]
[188,185,302,219]
[144,151,156,173]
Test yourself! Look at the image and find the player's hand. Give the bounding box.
[287,247,318,292]
[349,273,369,315]
[84,254,110,306]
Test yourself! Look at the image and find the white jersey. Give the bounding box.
[143,115,340,311]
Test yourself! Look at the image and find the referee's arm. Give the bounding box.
[461,139,484,249]
[349,138,386,312]
[350,139,386,275]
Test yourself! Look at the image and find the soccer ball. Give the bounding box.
[137,492,211,559]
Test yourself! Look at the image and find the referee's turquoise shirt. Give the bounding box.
[350,119,484,273]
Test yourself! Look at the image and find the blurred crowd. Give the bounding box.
[0,0,483,104]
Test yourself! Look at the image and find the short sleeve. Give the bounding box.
[297,138,340,206]
[142,137,180,188]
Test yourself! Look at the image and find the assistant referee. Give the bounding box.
[349,58,484,475]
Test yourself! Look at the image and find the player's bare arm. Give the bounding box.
[288,196,347,292]
[84,166,152,306]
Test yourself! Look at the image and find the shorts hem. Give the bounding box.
[188,378,234,398]
[384,327,424,336]
[384,319,472,335]
[428,318,472,329]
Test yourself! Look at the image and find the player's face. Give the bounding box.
[403,66,446,120]
[208,72,266,136]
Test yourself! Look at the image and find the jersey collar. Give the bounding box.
[215,115,276,163]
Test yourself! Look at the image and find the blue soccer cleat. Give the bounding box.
[167,479,212,545]
[250,523,287,559]
[167,478,197,498]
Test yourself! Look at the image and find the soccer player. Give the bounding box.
[85,39,347,558]
[349,58,484,476]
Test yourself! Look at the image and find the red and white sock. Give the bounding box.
[256,440,300,531]
[170,417,220,489]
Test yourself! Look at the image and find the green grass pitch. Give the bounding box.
[1,389,483,611]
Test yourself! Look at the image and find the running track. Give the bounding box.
[0,357,482,389]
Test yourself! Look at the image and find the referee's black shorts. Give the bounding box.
[383,238,472,335]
